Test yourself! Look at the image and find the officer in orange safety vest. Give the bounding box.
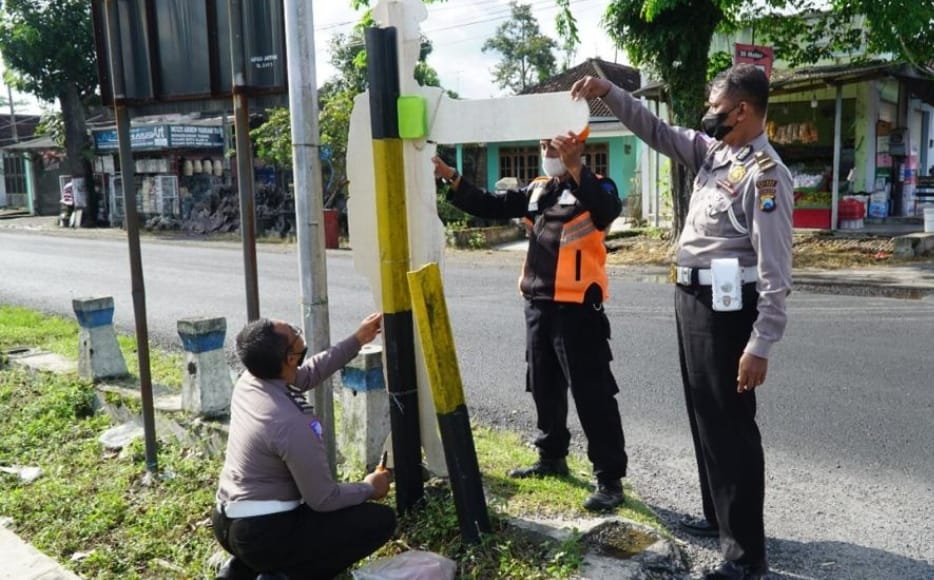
[432,131,628,512]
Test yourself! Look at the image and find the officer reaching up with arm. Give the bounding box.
[571,64,792,580]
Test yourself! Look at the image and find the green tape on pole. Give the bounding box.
[397,95,427,139]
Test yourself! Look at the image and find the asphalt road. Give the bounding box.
[1,230,932,579]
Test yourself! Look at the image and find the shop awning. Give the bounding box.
[770,60,934,106]
[633,60,934,106]
[1,135,58,151]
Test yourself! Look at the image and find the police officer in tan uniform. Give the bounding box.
[572,64,792,580]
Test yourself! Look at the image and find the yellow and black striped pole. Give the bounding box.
[365,26,424,513]
[408,263,491,543]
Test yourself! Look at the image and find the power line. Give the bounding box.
[317,0,594,39]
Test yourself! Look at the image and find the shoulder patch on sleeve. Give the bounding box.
[597,175,619,196]
[754,151,776,172]
[756,177,778,212]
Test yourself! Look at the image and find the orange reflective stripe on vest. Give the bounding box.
[553,212,608,303]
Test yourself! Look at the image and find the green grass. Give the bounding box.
[0,305,184,389]
[472,427,661,529]
[0,367,221,579]
[1,306,667,579]
[0,305,78,358]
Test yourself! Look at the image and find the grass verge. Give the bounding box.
[0,305,183,389]
[1,306,662,579]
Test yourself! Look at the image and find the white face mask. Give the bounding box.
[541,156,566,177]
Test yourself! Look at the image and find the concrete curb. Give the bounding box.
[0,524,80,580]
[508,515,689,579]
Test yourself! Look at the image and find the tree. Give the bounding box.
[251,19,446,208]
[0,0,99,222]
[482,1,558,94]
[596,0,934,233]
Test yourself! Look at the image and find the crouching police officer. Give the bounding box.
[572,64,793,579]
[432,132,629,513]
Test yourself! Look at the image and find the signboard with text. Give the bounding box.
[734,43,774,78]
[93,125,223,152]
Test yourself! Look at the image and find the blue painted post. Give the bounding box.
[73,297,129,381]
[177,317,232,417]
[339,344,391,472]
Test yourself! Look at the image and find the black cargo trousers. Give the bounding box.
[675,281,767,569]
[524,299,628,483]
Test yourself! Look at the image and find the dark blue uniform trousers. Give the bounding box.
[675,282,767,568]
[525,299,628,483]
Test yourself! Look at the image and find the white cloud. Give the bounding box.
[312,0,628,98]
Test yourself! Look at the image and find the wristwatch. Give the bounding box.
[443,169,459,184]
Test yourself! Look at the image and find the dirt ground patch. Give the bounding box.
[605,231,932,269]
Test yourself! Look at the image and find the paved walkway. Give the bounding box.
[0,525,79,580]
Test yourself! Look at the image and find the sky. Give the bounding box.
[0,63,45,116]
[1,0,627,117]
[312,0,629,98]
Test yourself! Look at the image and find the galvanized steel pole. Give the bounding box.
[283,0,336,475]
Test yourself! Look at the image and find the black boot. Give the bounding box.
[216,556,256,580]
[508,456,569,479]
[583,479,624,512]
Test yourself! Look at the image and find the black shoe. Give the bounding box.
[583,480,624,512]
[703,560,768,580]
[678,514,719,537]
[216,556,256,580]
[508,457,569,478]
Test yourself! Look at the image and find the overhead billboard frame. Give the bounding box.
[91,0,288,115]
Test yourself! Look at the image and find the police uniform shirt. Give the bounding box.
[216,335,374,512]
[601,85,793,359]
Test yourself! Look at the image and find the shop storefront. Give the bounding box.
[91,120,228,227]
[770,61,934,229]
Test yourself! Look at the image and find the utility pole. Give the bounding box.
[7,84,18,143]
[283,0,336,474]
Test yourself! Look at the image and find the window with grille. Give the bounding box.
[583,144,609,176]
[498,147,540,186]
[500,143,610,185]
[3,155,27,194]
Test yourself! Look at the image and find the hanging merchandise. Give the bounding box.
[768,121,819,145]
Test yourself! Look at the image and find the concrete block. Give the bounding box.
[73,297,128,381]
[177,317,232,418]
[339,345,391,471]
[893,232,934,258]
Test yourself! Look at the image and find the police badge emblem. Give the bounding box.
[728,164,746,184]
[759,193,776,212]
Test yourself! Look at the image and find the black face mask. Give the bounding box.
[701,104,739,140]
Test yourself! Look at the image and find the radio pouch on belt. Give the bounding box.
[710,258,742,312]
